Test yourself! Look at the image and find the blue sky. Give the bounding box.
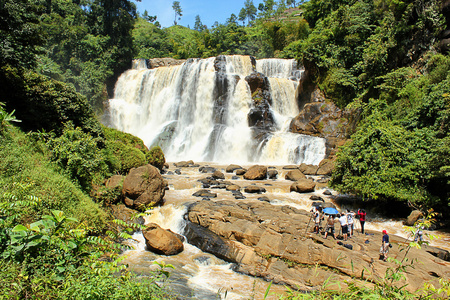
[134,0,264,29]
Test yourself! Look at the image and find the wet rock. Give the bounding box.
[226,164,242,173]
[212,170,225,180]
[199,166,217,173]
[143,223,184,256]
[167,171,174,175]
[236,169,247,176]
[244,185,266,194]
[310,195,324,201]
[231,176,240,180]
[285,169,306,181]
[174,161,192,167]
[267,170,278,179]
[226,184,241,191]
[323,190,332,196]
[233,191,246,199]
[258,196,271,202]
[122,164,166,211]
[290,179,316,193]
[193,189,217,198]
[243,165,267,180]
[283,165,299,170]
[175,169,181,175]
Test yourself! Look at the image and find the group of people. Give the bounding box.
[311,207,367,241]
[310,206,392,262]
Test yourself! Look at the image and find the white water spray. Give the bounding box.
[108,56,325,165]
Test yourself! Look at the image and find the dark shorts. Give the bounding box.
[341,225,348,234]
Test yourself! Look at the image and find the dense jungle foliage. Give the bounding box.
[0,0,449,298]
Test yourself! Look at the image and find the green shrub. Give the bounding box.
[0,67,104,140]
[46,123,109,190]
[0,127,109,229]
[106,140,147,174]
[146,146,166,171]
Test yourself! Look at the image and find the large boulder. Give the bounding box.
[244,165,267,180]
[110,204,145,233]
[290,179,316,193]
[285,169,306,181]
[185,200,447,293]
[267,169,278,179]
[405,210,423,226]
[299,163,319,175]
[212,170,225,180]
[316,159,334,176]
[122,164,166,210]
[143,223,184,255]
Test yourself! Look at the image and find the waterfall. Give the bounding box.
[108,56,326,165]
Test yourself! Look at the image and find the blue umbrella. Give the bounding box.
[323,207,339,215]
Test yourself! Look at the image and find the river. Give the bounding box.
[121,163,450,299]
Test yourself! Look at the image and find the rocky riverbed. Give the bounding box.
[109,162,450,297]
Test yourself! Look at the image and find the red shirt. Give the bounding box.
[358,210,366,222]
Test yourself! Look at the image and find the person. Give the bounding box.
[347,209,355,237]
[313,207,322,234]
[338,213,348,241]
[357,209,366,234]
[380,230,390,261]
[414,223,424,242]
[324,215,336,239]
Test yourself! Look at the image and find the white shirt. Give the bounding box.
[347,213,354,225]
[339,215,348,226]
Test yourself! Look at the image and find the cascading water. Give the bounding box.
[108,55,325,165]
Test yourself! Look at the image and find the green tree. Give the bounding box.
[194,14,203,31]
[238,8,247,26]
[172,1,182,25]
[0,0,43,69]
[243,0,257,24]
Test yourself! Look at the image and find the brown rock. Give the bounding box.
[226,185,241,191]
[316,159,334,176]
[110,204,144,233]
[405,210,423,226]
[226,164,242,173]
[212,170,225,180]
[244,165,267,180]
[285,169,306,181]
[299,163,319,175]
[122,164,166,210]
[185,200,446,293]
[244,185,266,194]
[290,179,316,193]
[268,170,278,179]
[106,175,124,189]
[143,223,184,255]
[283,165,299,170]
[236,169,247,176]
